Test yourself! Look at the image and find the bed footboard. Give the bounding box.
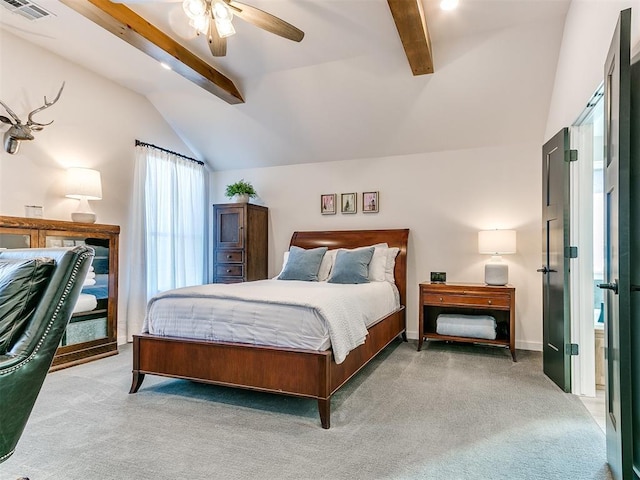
[130,333,334,424]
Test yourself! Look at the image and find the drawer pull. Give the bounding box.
[226,255,232,259]
[439,297,443,302]
[226,269,232,273]
[488,300,492,305]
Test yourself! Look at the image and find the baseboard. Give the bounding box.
[516,341,542,352]
[406,330,419,340]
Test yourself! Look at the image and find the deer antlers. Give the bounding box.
[0,82,65,154]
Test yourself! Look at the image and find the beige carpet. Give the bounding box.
[2,340,611,479]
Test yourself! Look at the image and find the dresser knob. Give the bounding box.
[227,255,232,259]
[226,269,231,273]
[439,297,443,302]
[488,300,492,305]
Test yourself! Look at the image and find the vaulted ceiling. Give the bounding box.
[58,0,433,104]
[0,0,571,170]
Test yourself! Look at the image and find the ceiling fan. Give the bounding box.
[113,0,304,57]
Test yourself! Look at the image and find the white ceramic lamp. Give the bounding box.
[478,229,516,286]
[66,168,102,223]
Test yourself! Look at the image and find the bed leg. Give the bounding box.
[129,371,145,394]
[318,398,330,429]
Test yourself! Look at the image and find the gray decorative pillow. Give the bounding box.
[278,246,328,281]
[0,257,55,354]
[328,247,374,284]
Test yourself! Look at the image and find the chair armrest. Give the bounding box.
[0,353,25,372]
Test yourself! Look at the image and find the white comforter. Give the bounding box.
[143,279,400,364]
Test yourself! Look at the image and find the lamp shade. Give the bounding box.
[65,168,102,200]
[478,230,516,255]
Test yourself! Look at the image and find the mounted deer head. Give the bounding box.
[0,82,65,155]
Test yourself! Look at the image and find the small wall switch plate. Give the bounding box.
[430,272,446,283]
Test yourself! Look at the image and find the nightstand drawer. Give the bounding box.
[422,293,510,309]
[216,250,243,263]
[216,264,244,277]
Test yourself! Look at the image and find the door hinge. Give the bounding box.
[565,149,578,162]
[565,246,578,258]
[566,343,579,356]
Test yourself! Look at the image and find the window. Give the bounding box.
[126,142,206,339]
[143,150,206,296]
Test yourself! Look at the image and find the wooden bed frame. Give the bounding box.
[129,229,409,428]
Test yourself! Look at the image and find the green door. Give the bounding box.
[600,9,633,479]
[630,50,640,480]
[541,128,571,392]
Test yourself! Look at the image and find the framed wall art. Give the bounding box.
[320,193,336,215]
[341,193,357,214]
[362,191,379,213]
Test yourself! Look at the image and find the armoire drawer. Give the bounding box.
[216,264,243,277]
[216,250,243,263]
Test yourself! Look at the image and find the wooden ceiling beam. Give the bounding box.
[387,0,434,75]
[60,0,244,104]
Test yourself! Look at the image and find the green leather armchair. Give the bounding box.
[0,246,94,464]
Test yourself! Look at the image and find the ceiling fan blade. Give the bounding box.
[226,1,304,42]
[208,19,227,57]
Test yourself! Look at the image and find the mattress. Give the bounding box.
[144,279,400,364]
[436,314,497,340]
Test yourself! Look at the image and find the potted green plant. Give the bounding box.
[225,179,257,203]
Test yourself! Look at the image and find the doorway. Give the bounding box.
[569,86,605,401]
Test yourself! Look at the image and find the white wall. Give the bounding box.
[213,141,543,350]
[0,30,197,344]
[545,0,640,140]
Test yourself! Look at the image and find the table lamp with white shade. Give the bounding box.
[478,229,516,286]
[66,167,102,223]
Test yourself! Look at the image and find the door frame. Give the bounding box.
[569,85,604,398]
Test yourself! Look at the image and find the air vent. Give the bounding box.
[1,0,54,21]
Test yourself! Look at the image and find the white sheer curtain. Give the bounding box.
[126,144,206,340]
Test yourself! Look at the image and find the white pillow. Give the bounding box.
[318,249,338,281]
[385,247,400,283]
[275,251,290,278]
[368,243,389,282]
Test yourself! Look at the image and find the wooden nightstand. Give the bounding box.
[418,282,516,361]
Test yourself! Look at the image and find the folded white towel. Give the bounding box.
[72,293,97,314]
[85,270,96,280]
[83,278,96,286]
[436,314,497,340]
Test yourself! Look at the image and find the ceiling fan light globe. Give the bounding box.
[215,18,236,38]
[212,1,232,22]
[183,0,207,20]
[189,15,209,34]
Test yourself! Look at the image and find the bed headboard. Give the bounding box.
[289,229,410,307]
